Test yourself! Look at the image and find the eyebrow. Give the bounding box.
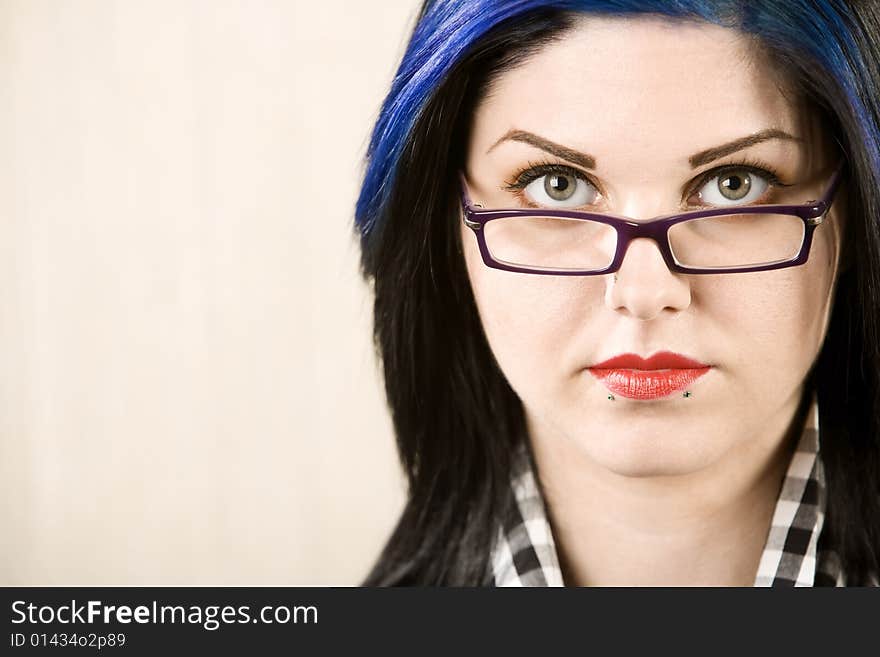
[488,129,595,169]
[688,129,803,167]
[487,128,803,169]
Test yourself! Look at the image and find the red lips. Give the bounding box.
[588,351,711,400]
[590,352,709,370]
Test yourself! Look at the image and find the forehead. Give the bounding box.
[469,14,811,170]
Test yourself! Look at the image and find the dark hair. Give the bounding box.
[356,1,880,585]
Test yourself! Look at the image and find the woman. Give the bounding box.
[354,0,880,585]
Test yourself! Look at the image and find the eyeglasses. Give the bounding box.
[459,160,846,275]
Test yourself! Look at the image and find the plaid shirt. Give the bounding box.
[488,395,853,586]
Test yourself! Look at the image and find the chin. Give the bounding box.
[573,431,718,479]
[597,457,704,479]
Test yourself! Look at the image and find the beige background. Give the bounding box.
[0,0,417,584]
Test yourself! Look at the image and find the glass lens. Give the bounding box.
[668,212,805,268]
[483,215,616,271]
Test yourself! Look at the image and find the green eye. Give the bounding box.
[516,166,599,208]
[544,173,579,201]
[697,167,771,206]
[718,171,752,200]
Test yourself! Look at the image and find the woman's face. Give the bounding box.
[461,15,846,477]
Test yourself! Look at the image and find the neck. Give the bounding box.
[529,393,809,586]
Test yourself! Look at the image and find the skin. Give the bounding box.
[460,15,847,585]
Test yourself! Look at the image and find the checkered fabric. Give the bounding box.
[488,395,852,587]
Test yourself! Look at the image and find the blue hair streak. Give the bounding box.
[355,0,878,240]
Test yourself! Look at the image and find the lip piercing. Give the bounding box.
[607,394,615,400]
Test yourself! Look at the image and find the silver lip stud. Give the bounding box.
[683,391,692,398]
[607,394,615,401]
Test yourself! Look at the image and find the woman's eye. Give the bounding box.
[523,172,599,207]
[696,168,771,206]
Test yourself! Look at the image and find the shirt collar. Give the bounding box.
[490,393,843,586]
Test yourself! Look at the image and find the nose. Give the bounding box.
[604,237,692,320]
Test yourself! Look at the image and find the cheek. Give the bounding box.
[703,227,840,380]
[784,224,840,347]
[461,225,600,384]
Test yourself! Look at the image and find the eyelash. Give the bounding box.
[502,157,790,206]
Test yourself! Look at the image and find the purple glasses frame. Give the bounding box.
[459,159,847,275]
